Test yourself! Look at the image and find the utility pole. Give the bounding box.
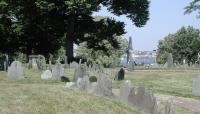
[126,37,133,64]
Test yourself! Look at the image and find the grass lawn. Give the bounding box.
[0,67,200,114]
[0,68,141,114]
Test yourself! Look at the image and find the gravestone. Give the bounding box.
[119,80,132,103]
[70,61,79,69]
[37,55,46,70]
[128,86,158,114]
[65,82,76,89]
[114,68,125,80]
[52,63,64,80]
[41,70,52,80]
[165,53,173,68]
[76,76,90,92]
[127,61,134,71]
[96,73,114,97]
[192,75,200,95]
[31,58,38,69]
[164,100,173,114]
[8,61,24,79]
[73,64,86,82]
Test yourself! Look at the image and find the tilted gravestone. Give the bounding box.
[96,73,114,97]
[128,86,158,114]
[192,75,200,95]
[114,68,125,80]
[41,70,52,80]
[73,64,86,82]
[119,80,132,103]
[52,63,64,80]
[65,82,76,89]
[8,61,24,79]
[76,76,90,92]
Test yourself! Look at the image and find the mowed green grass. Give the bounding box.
[0,69,141,114]
[112,70,200,100]
[0,67,200,114]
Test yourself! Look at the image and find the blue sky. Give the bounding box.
[93,0,199,51]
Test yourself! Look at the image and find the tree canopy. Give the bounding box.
[157,26,200,65]
[0,0,150,62]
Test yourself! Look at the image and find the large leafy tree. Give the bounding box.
[3,0,150,62]
[76,36,128,67]
[157,26,200,64]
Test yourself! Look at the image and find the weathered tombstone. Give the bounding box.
[127,61,134,71]
[52,63,64,80]
[164,100,173,114]
[119,80,132,103]
[31,58,38,69]
[65,82,76,89]
[114,68,125,80]
[96,73,114,97]
[165,53,173,68]
[192,75,200,95]
[8,61,24,79]
[41,70,52,80]
[70,61,79,69]
[128,86,158,114]
[76,76,90,92]
[37,55,46,70]
[73,64,86,82]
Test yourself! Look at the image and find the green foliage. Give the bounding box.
[76,36,128,67]
[1,0,150,59]
[185,0,200,18]
[15,52,27,63]
[157,26,200,64]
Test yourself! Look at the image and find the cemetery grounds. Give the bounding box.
[0,65,200,114]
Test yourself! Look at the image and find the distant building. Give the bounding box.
[120,50,156,65]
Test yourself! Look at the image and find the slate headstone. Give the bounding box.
[119,80,132,103]
[114,68,125,80]
[96,73,114,97]
[127,61,134,71]
[8,61,24,79]
[41,70,52,80]
[73,64,86,82]
[52,63,64,80]
[76,76,90,92]
[192,75,200,95]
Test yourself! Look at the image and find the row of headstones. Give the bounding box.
[7,60,65,80]
[64,72,173,114]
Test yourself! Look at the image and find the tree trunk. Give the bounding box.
[66,15,75,63]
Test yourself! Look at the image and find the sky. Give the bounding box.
[92,0,199,51]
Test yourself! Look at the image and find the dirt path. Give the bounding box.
[155,94,200,113]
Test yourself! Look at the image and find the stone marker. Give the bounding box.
[114,68,125,80]
[165,53,173,68]
[65,82,76,89]
[128,86,157,114]
[164,100,173,114]
[96,73,114,97]
[76,76,90,91]
[8,61,24,79]
[52,63,64,80]
[127,61,134,71]
[37,55,46,70]
[31,58,38,69]
[73,64,86,82]
[119,80,132,103]
[70,61,79,69]
[41,70,52,80]
[192,75,200,95]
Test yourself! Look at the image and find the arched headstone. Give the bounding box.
[8,61,24,79]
